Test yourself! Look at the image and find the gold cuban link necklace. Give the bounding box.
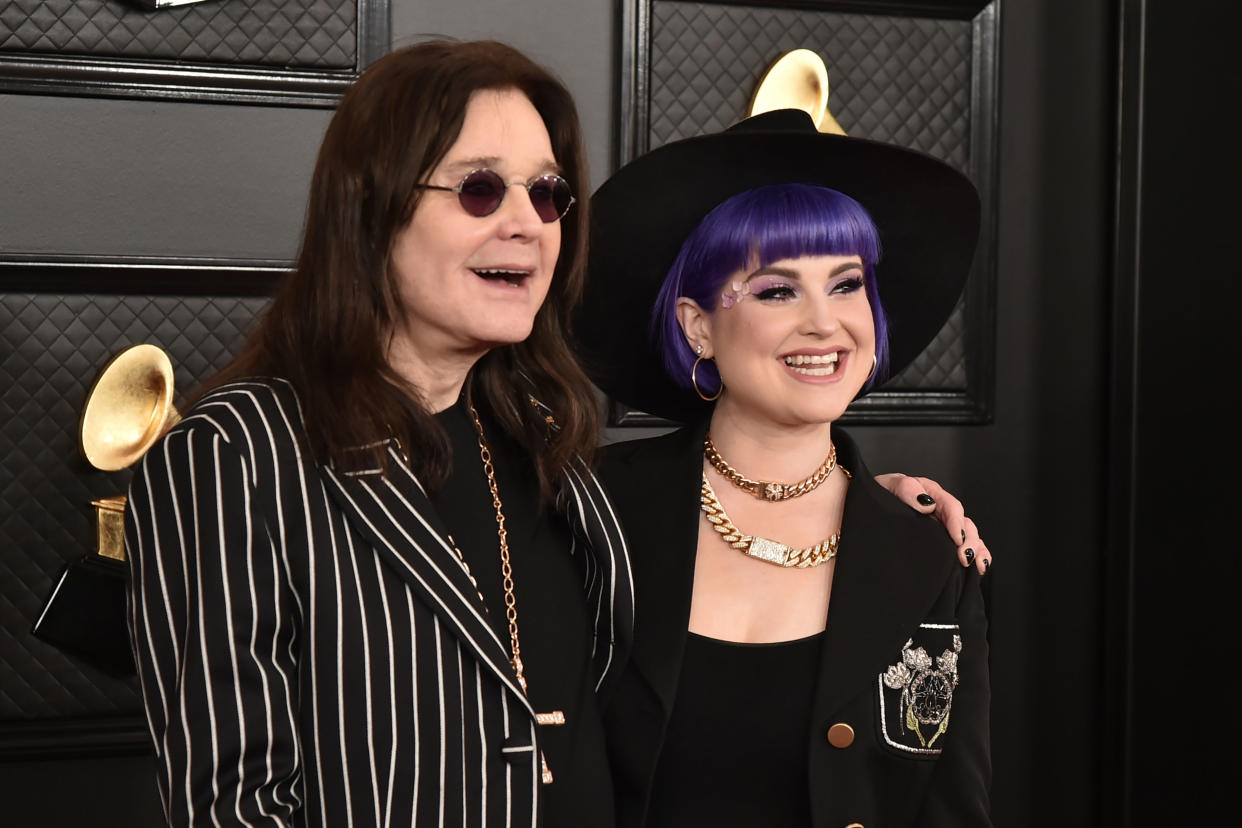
[699,440,852,567]
[465,405,564,784]
[704,434,838,501]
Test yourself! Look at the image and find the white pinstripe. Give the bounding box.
[124,378,631,827]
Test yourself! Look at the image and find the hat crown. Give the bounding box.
[726,108,818,135]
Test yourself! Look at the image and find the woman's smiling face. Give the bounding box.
[681,253,876,428]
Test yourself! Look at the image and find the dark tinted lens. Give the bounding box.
[456,169,506,217]
[527,175,574,222]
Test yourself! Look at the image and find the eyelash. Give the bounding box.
[832,276,865,295]
[753,276,865,302]
[755,284,798,301]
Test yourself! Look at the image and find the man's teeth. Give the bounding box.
[783,353,839,375]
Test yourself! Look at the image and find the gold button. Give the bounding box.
[827,722,855,748]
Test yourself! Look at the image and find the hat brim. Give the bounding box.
[576,109,980,424]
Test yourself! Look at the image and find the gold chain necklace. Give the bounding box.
[704,434,838,501]
[699,472,850,568]
[466,405,564,784]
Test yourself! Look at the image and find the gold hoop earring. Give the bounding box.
[691,354,722,402]
[864,354,878,384]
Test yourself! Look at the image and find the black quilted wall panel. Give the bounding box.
[1,291,268,721]
[0,0,357,69]
[649,2,972,169]
[648,1,974,390]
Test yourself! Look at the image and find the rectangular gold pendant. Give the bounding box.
[535,711,564,783]
[540,751,554,784]
[746,535,792,566]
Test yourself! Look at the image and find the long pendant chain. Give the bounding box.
[467,405,563,784]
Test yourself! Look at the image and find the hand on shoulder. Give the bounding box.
[874,473,992,575]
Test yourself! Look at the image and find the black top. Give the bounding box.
[598,423,991,828]
[431,399,614,828]
[645,631,824,828]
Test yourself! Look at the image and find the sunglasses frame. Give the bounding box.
[415,168,576,223]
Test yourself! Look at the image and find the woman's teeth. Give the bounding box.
[474,268,528,286]
[784,353,839,375]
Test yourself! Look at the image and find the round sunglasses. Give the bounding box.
[416,168,576,223]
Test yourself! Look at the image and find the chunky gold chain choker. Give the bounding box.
[700,474,849,568]
[704,434,838,501]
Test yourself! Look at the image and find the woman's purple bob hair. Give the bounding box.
[652,183,890,396]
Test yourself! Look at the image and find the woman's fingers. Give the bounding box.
[874,473,991,574]
[959,515,991,575]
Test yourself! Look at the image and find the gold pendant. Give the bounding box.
[535,710,565,726]
[540,751,554,784]
[745,535,792,566]
[534,710,564,783]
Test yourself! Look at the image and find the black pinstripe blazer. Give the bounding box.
[125,378,634,827]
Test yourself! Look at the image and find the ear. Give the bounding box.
[675,297,713,357]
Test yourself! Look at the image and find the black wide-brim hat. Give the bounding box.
[575,109,981,424]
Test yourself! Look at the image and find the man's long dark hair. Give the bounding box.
[209,40,599,500]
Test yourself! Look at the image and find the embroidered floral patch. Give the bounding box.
[878,623,961,755]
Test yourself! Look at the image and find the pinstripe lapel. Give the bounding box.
[321,442,534,712]
[559,461,635,698]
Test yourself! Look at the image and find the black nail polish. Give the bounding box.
[961,529,966,543]
[917,493,935,507]
[964,548,975,567]
[983,558,990,572]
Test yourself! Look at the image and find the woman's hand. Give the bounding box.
[874,474,991,575]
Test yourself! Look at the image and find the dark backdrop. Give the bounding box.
[0,0,1231,825]
[1108,1,1237,821]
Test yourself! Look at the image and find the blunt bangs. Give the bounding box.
[653,183,890,395]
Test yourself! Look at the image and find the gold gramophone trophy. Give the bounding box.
[748,48,848,135]
[32,343,180,675]
[78,343,181,561]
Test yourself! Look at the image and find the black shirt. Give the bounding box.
[430,400,614,828]
[646,632,824,828]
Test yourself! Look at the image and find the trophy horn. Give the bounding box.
[748,48,847,135]
[32,343,180,674]
[79,343,181,472]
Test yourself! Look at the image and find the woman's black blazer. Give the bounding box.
[598,421,991,828]
[125,378,634,827]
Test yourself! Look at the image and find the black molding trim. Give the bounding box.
[612,389,986,428]
[685,0,988,17]
[0,0,390,108]
[1103,0,1144,824]
[358,0,392,71]
[0,716,150,762]
[614,0,1001,426]
[962,0,1000,425]
[0,255,289,295]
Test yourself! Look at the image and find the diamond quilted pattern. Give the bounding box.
[0,0,356,69]
[650,2,972,171]
[894,301,967,389]
[1,291,268,719]
[648,1,975,389]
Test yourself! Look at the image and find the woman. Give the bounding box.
[580,110,992,826]
[125,41,984,827]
